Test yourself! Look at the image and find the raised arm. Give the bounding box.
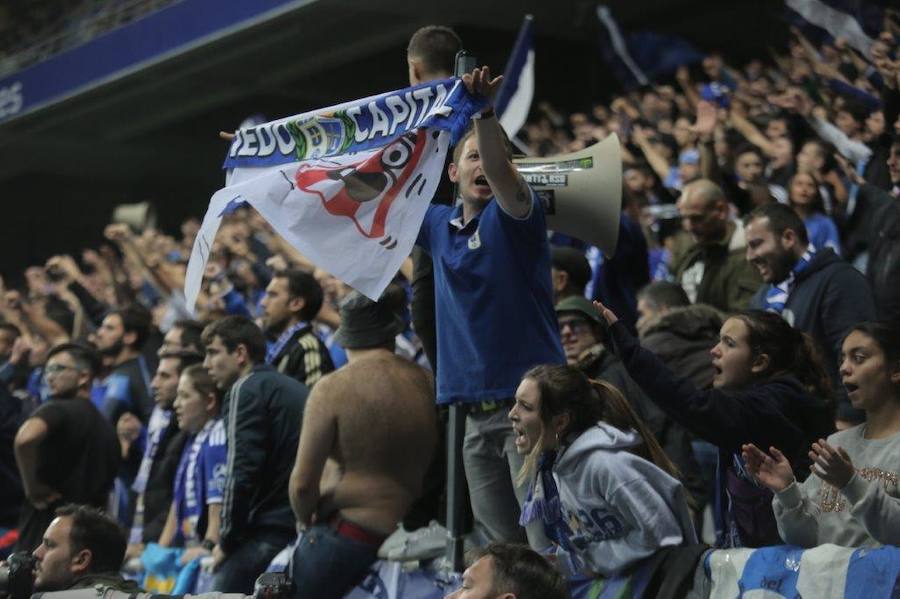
[594,302,798,452]
[728,104,778,158]
[463,67,532,219]
[632,125,673,183]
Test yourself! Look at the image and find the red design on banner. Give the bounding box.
[295,132,425,245]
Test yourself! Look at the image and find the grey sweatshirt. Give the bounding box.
[552,422,697,577]
[773,424,900,547]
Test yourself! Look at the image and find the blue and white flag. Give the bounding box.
[785,0,886,56]
[185,79,483,312]
[706,543,900,599]
[595,5,704,89]
[495,14,535,138]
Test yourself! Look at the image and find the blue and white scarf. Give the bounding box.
[763,244,816,314]
[519,450,579,558]
[265,321,308,365]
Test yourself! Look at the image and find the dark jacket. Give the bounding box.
[609,322,834,547]
[839,181,893,262]
[749,247,877,389]
[0,385,23,528]
[271,324,335,388]
[588,214,650,334]
[638,303,724,391]
[864,188,900,322]
[219,364,308,555]
[669,222,761,313]
[577,344,707,509]
[863,86,899,191]
[141,425,188,543]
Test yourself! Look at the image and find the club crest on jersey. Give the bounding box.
[468,228,482,250]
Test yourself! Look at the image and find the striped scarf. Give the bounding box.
[763,245,816,314]
[520,451,579,556]
[265,321,308,365]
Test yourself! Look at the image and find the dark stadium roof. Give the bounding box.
[0,0,785,278]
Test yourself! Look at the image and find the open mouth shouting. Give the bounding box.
[473,174,491,191]
[511,422,532,451]
[843,381,860,401]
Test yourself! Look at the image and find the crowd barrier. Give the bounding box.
[130,540,900,598]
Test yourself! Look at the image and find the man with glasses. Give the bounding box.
[12,343,120,552]
[669,179,760,312]
[554,295,706,518]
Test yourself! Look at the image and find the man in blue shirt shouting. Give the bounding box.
[416,67,564,548]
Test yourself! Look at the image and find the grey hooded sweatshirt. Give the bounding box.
[551,422,697,578]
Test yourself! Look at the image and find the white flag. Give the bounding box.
[185,79,483,313]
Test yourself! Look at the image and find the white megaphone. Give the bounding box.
[112,201,157,233]
[514,133,622,256]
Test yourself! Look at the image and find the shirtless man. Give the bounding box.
[288,289,437,599]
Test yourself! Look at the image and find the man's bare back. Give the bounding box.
[306,350,436,535]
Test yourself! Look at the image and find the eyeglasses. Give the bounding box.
[557,318,591,334]
[44,364,78,375]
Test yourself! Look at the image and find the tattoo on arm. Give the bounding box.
[516,178,530,205]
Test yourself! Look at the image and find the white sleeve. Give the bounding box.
[772,479,821,548]
[580,477,687,577]
[810,117,872,164]
[842,472,900,546]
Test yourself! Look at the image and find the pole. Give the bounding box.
[444,49,477,574]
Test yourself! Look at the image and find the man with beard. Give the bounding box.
[260,269,334,386]
[669,179,761,313]
[13,344,119,552]
[126,350,202,557]
[92,305,154,528]
[31,504,139,593]
[93,306,154,426]
[745,202,876,425]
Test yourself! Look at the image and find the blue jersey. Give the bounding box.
[416,191,565,403]
[173,419,227,543]
[92,355,153,423]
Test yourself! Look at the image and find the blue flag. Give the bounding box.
[495,15,535,137]
[595,5,704,89]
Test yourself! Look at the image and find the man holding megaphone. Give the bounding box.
[415,66,565,550]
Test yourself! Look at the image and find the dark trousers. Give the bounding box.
[405,247,448,529]
[212,529,294,594]
[410,246,438,372]
[289,523,379,599]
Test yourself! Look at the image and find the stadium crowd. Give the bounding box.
[1,13,900,599]
[0,0,179,76]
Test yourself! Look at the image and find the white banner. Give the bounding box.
[185,129,450,312]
